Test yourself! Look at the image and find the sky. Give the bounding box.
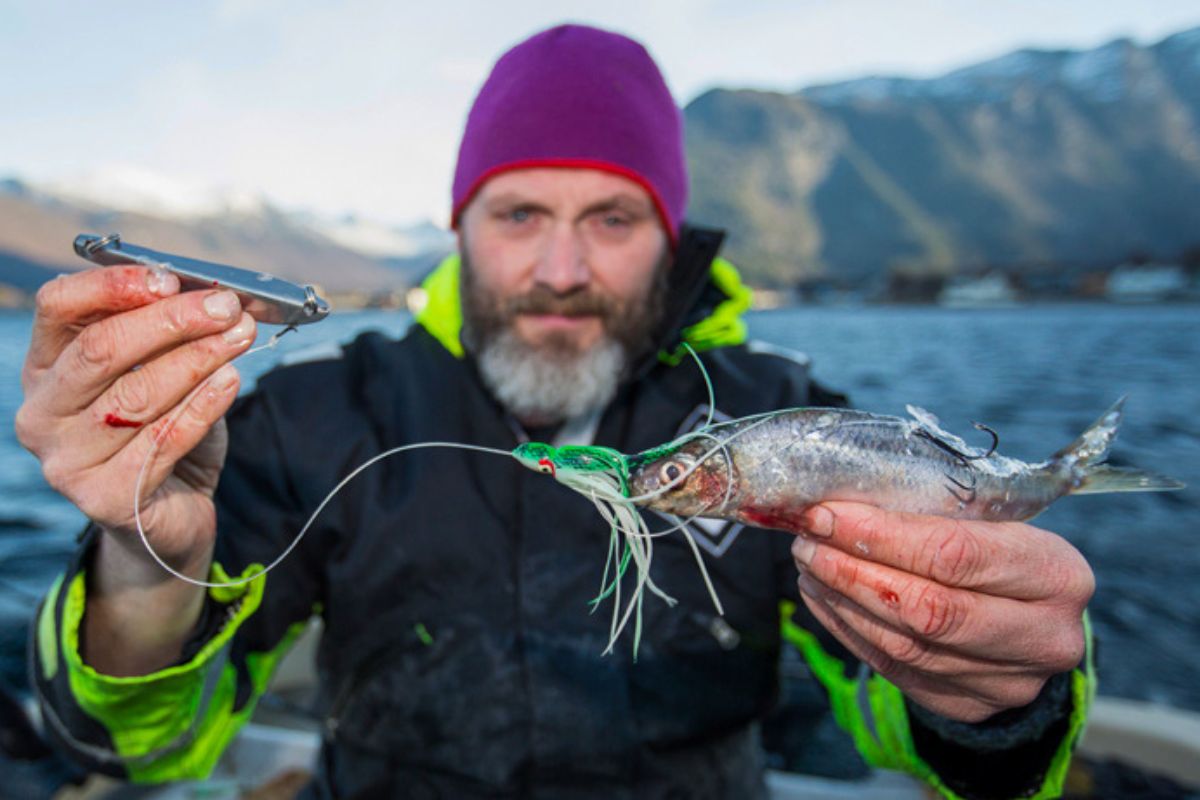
[2,0,1197,226]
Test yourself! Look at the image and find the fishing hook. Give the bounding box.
[913,427,973,468]
[944,470,978,505]
[966,422,999,459]
[912,428,982,504]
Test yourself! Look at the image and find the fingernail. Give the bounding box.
[204,291,239,321]
[222,313,255,345]
[211,363,238,389]
[797,571,821,599]
[793,536,817,567]
[801,505,834,538]
[146,267,180,297]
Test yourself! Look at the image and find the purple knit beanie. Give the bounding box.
[452,24,688,244]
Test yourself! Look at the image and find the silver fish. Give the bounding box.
[626,399,1183,528]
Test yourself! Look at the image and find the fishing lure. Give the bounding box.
[512,398,1184,654]
[75,233,330,327]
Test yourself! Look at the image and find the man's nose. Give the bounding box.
[532,224,590,293]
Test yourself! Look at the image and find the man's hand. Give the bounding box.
[791,502,1094,723]
[15,265,256,674]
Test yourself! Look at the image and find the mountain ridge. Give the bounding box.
[4,25,1199,297]
[685,25,1200,285]
[0,177,453,298]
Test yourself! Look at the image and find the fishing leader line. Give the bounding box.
[129,330,758,654]
[131,328,516,590]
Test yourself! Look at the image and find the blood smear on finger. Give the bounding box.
[104,413,143,429]
[878,588,901,608]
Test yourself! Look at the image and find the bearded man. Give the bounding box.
[20,24,1094,800]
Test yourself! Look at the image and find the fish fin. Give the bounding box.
[1052,397,1126,468]
[1075,465,1185,494]
[1055,397,1185,494]
[906,404,941,428]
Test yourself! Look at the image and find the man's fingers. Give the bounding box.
[797,574,1050,721]
[26,266,181,374]
[57,314,256,464]
[44,289,245,414]
[117,364,241,504]
[792,535,1088,668]
[796,535,982,651]
[797,501,1094,604]
[95,313,255,434]
[31,364,238,534]
[797,583,1004,722]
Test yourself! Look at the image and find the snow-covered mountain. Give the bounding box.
[303,213,455,260]
[23,165,454,261]
[686,25,1200,284]
[12,163,451,260]
[40,164,272,220]
[0,175,452,295]
[803,27,1200,107]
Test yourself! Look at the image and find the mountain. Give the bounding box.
[0,176,452,301]
[8,27,1198,297]
[300,213,455,285]
[685,26,1200,285]
[306,214,454,260]
[39,164,272,220]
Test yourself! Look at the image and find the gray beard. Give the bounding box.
[458,243,668,426]
[473,328,625,425]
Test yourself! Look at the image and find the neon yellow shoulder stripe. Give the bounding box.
[415,253,465,358]
[659,256,751,365]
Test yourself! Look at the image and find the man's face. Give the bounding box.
[457,168,670,424]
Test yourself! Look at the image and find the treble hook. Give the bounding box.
[912,427,985,505]
[944,470,978,505]
[913,428,973,468]
[965,422,999,460]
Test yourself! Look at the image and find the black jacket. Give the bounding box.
[33,234,1083,799]
[214,322,834,798]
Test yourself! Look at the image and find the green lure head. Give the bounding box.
[513,442,630,486]
[512,442,557,476]
[511,437,722,660]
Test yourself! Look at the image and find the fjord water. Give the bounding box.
[1,304,1197,712]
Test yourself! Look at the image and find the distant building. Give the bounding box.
[1106,263,1188,302]
[938,272,1020,308]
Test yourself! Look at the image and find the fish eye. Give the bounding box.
[537,457,556,477]
[659,461,685,487]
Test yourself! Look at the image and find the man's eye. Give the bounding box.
[602,214,629,227]
[509,208,532,223]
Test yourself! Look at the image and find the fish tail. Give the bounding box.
[1053,397,1185,494]
[1074,465,1185,495]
